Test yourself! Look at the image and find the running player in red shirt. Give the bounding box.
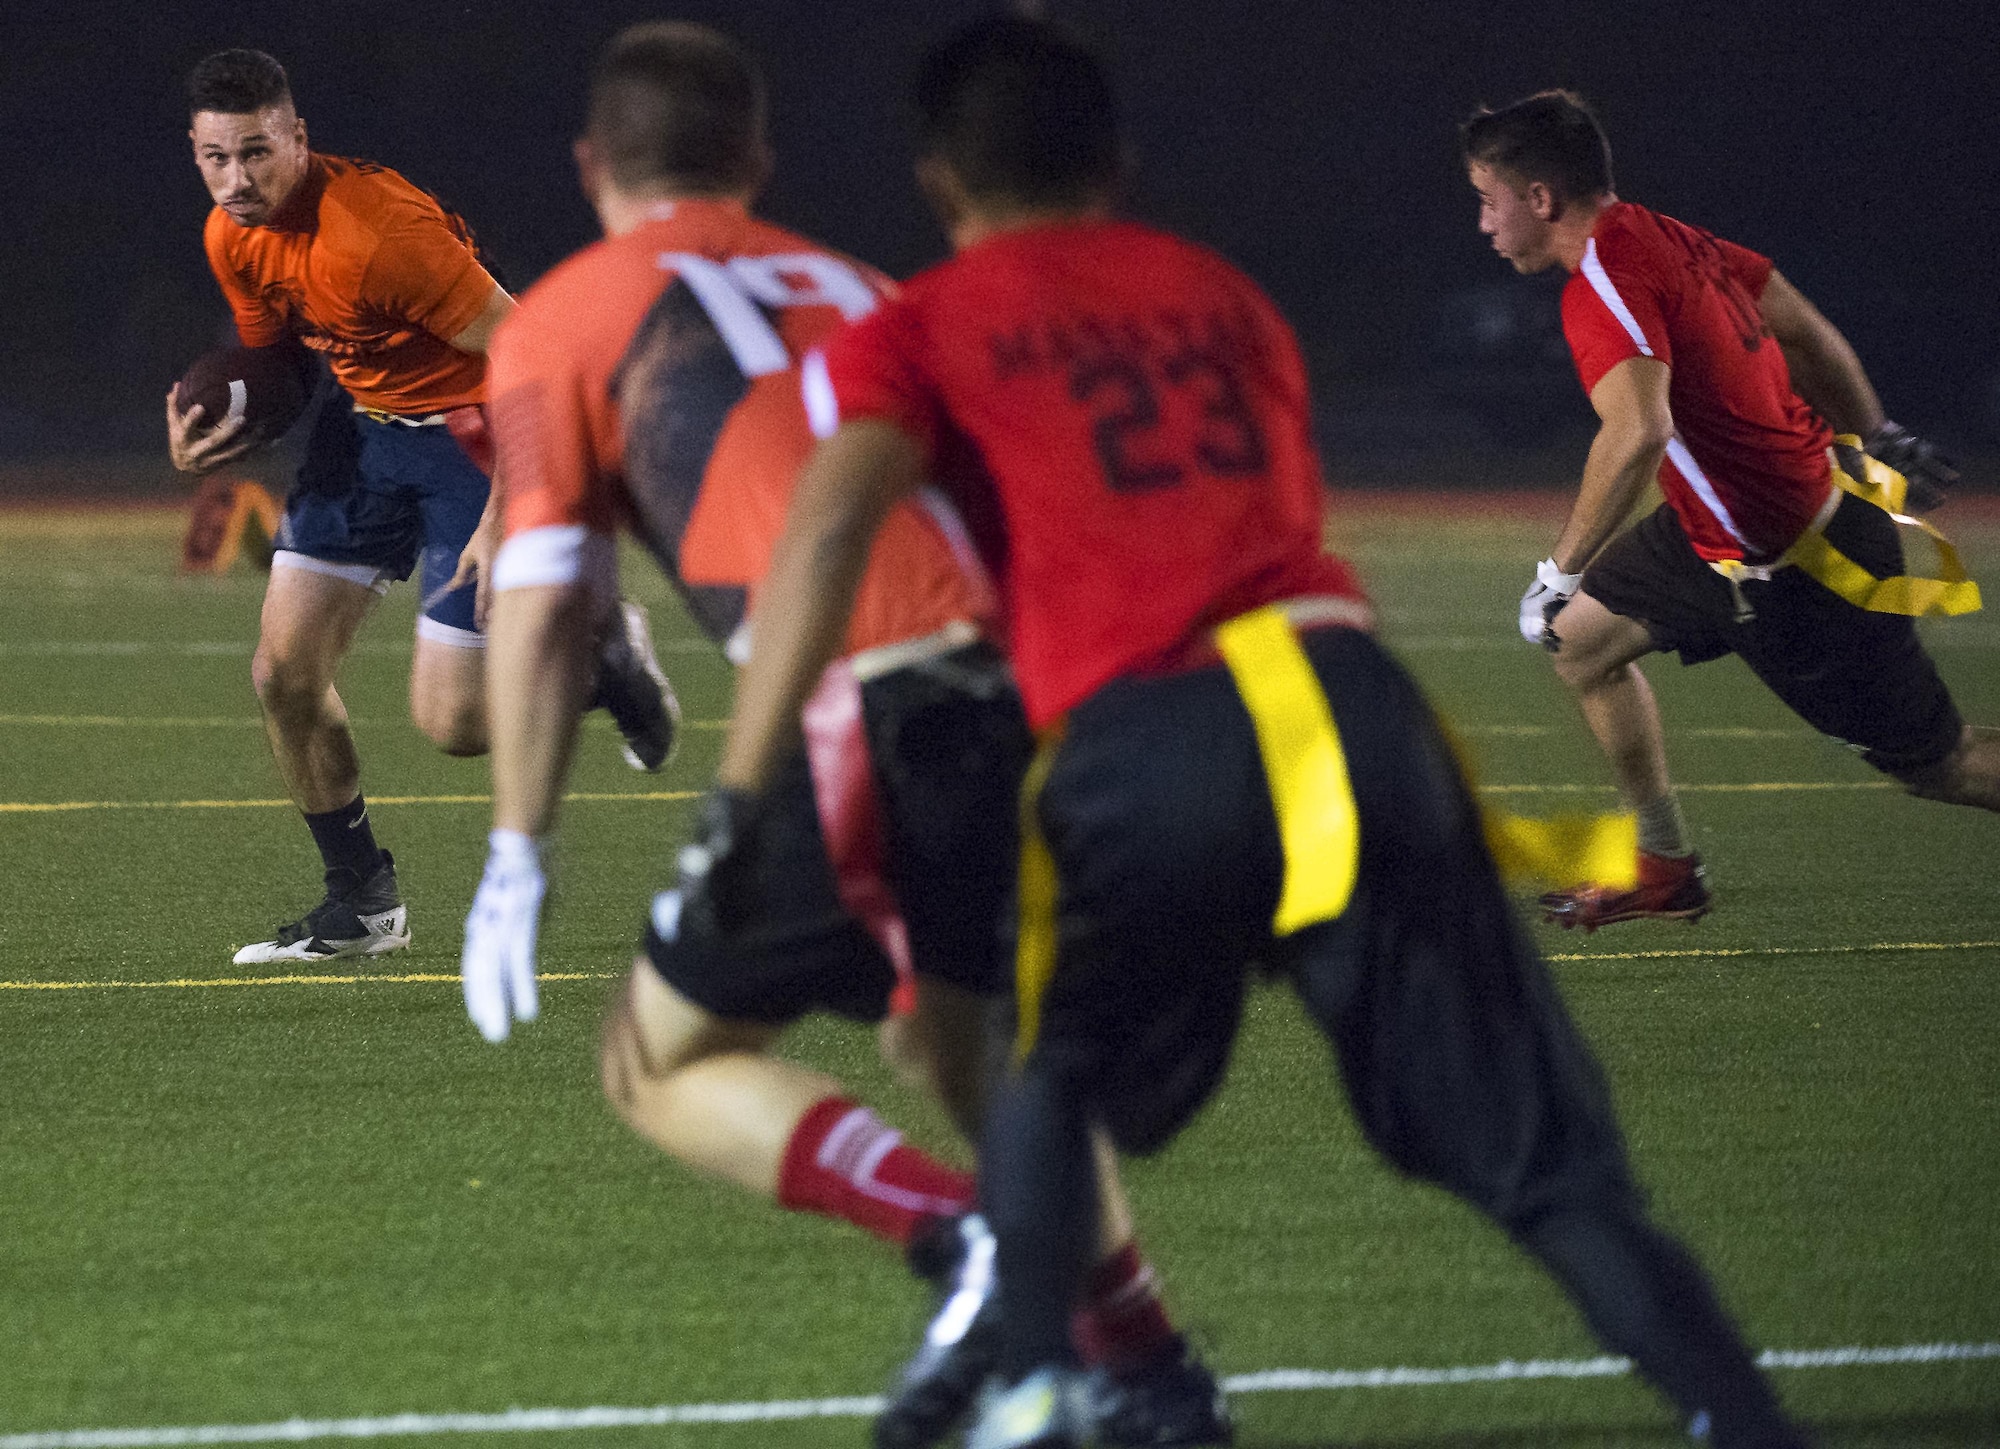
[1465,91,1997,929]
[462,27,1223,1448]
[167,50,673,964]
[708,18,1807,1449]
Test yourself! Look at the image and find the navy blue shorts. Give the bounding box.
[272,395,489,639]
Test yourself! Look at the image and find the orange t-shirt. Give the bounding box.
[203,154,498,415]
[487,198,987,657]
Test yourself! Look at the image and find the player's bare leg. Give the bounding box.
[600,960,974,1207]
[600,961,837,1195]
[253,562,376,813]
[1540,591,1711,928]
[410,628,489,757]
[1548,592,1672,806]
[1897,725,2000,812]
[236,560,407,964]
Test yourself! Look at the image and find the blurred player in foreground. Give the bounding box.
[169,50,675,965]
[714,16,1811,1449]
[461,24,1224,1447]
[1468,91,1996,931]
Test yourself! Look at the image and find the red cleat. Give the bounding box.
[1539,851,1713,932]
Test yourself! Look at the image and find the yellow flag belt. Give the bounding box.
[1712,438,1981,620]
[1013,606,1638,1061]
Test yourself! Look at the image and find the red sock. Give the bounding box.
[1072,1242,1178,1375]
[775,1096,974,1246]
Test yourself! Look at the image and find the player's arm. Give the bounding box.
[1756,269,1883,438]
[718,420,926,794]
[460,339,614,1042]
[1757,268,1956,507]
[1555,356,1674,572]
[1522,357,1673,645]
[446,283,516,355]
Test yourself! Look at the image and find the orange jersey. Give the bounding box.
[203,154,498,415]
[487,198,986,656]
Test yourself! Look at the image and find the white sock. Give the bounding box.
[1636,795,1692,858]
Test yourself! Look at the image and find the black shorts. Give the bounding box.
[1581,500,1963,773]
[1023,626,1635,1224]
[644,642,1029,1024]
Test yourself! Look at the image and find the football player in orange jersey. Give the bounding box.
[465,25,1227,1448]
[167,50,676,966]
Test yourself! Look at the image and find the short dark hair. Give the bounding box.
[586,22,766,193]
[1460,90,1614,202]
[914,14,1119,207]
[188,49,292,117]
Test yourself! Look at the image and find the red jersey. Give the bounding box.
[486,198,984,655]
[1562,202,1834,563]
[822,218,1363,728]
[204,154,498,415]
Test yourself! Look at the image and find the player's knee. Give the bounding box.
[251,643,327,719]
[411,687,487,756]
[1895,727,2000,811]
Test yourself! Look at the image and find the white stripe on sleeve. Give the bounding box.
[1664,437,1749,548]
[492,524,618,598]
[801,349,840,440]
[1579,238,1656,358]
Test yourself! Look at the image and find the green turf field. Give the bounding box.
[1,498,1996,1448]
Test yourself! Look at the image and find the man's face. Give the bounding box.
[1469,161,1555,273]
[191,104,309,227]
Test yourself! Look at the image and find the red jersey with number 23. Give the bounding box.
[823,219,1362,728]
[1562,202,1834,564]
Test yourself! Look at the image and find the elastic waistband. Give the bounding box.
[847,618,986,683]
[353,405,451,427]
[1147,595,1376,677]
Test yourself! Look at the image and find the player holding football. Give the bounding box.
[1466,91,1998,930]
[169,50,675,965]
[712,17,1811,1448]
[461,24,1225,1448]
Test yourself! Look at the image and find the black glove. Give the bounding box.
[1865,421,1957,514]
[673,787,762,939]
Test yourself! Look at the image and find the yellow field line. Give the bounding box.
[1552,940,1999,963]
[0,789,699,814]
[0,970,621,992]
[7,940,1991,992]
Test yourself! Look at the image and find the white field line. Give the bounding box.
[3,1340,1993,1448]
[7,937,1993,993]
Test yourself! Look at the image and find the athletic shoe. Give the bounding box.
[232,853,409,964]
[1088,1337,1234,1447]
[965,1367,1092,1449]
[1540,850,1713,932]
[875,1213,1002,1449]
[593,599,680,772]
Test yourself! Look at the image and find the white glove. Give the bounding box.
[462,828,546,1043]
[1519,558,1583,646]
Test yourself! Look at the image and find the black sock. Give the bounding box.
[304,794,385,894]
[1517,1203,1798,1445]
[981,1066,1097,1381]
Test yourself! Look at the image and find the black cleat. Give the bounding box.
[232,852,409,965]
[875,1213,1003,1449]
[592,600,680,772]
[1087,1337,1234,1447]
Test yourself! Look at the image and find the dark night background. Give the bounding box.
[3,0,1996,491]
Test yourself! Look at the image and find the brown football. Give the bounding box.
[174,344,312,446]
